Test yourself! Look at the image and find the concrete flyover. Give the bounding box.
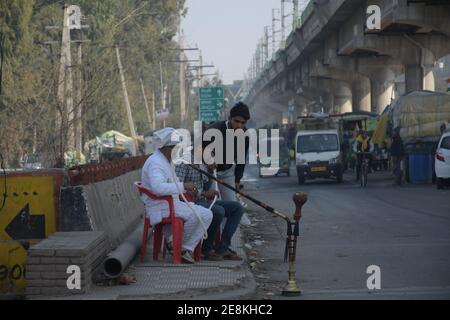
[245,0,450,127]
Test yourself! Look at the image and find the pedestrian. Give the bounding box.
[380,141,389,171]
[390,127,405,186]
[203,101,252,226]
[141,128,213,264]
[176,160,244,261]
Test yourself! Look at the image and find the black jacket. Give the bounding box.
[390,136,405,158]
[203,121,249,183]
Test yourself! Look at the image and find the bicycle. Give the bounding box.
[356,152,372,187]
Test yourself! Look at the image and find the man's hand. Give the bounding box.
[207,163,217,172]
[183,182,197,193]
[202,190,219,200]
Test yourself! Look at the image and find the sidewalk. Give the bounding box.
[45,226,257,300]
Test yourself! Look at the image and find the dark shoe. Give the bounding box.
[165,241,173,256]
[181,250,195,264]
[221,249,242,261]
[203,250,224,261]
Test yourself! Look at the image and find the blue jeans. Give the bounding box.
[196,200,244,254]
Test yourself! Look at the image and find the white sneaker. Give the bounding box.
[236,195,248,208]
[240,213,252,226]
[181,250,195,264]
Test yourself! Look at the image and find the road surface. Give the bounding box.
[240,164,450,300]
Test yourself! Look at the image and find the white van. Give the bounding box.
[295,129,343,184]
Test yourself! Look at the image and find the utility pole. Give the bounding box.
[139,77,152,128]
[259,43,262,74]
[292,0,298,31]
[159,61,166,128]
[293,0,299,30]
[199,51,203,87]
[179,29,186,127]
[259,39,264,71]
[255,46,259,76]
[253,53,257,78]
[72,5,89,161]
[281,0,286,48]
[272,9,278,56]
[115,45,137,138]
[151,91,156,130]
[47,5,89,163]
[75,39,82,160]
[57,4,74,150]
[264,26,269,64]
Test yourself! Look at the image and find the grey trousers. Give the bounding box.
[217,165,237,202]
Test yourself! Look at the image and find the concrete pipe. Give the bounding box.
[103,223,144,278]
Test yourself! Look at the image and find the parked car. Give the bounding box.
[435,130,450,189]
[257,137,290,177]
[22,154,43,170]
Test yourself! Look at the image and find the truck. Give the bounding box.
[84,130,144,163]
[387,91,450,184]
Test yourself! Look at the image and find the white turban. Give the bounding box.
[152,127,180,149]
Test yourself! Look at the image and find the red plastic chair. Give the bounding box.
[135,182,201,264]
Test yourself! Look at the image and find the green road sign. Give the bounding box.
[199,87,224,100]
[198,86,224,123]
[199,99,223,110]
[199,110,221,122]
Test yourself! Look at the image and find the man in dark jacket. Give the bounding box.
[203,102,250,200]
[390,127,405,185]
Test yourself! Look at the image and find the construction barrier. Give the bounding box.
[1,156,148,296]
[0,170,65,295]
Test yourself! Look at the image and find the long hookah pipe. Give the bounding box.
[187,163,308,296]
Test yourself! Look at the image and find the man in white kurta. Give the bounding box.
[141,128,212,263]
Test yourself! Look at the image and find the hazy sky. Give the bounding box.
[182,0,290,85]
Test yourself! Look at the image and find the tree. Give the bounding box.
[0,0,186,167]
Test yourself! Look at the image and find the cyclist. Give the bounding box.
[353,130,374,182]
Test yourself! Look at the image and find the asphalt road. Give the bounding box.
[240,164,450,300]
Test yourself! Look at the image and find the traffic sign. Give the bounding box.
[199,87,224,100]
[198,86,224,123]
[199,99,223,110]
[0,174,59,294]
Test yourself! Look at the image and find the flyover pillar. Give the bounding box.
[352,76,371,112]
[405,49,436,93]
[371,68,395,114]
[333,81,352,114]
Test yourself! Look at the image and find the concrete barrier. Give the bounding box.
[60,169,144,250]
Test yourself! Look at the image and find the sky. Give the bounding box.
[181,0,292,85]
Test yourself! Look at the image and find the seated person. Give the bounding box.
[176,160,244,261]
[141,128,213,264]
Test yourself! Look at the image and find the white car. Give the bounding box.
[435,131,450,189]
